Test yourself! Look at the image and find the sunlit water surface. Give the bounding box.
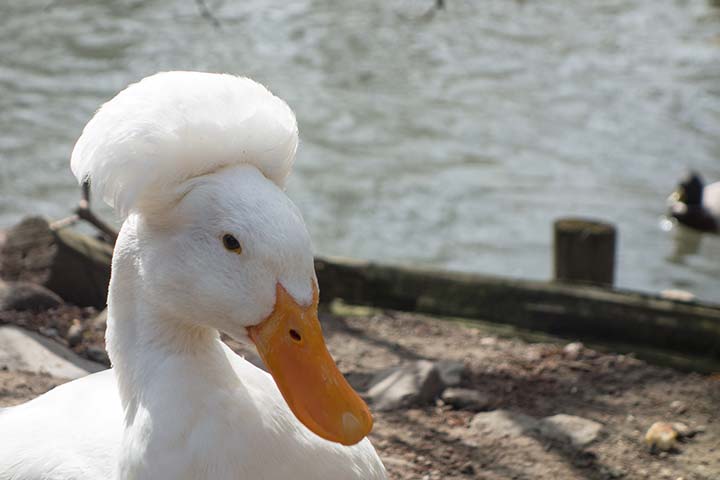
[1,0,720,301]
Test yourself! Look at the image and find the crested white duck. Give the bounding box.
[668,171,720,233]
[0,71,387,479]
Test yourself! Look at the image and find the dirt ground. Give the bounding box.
[1,304,718,480]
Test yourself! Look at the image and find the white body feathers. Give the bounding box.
[703,181,720,218]
[0,354,384,479]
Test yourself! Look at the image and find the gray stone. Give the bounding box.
[92,309,108,330]
[470,410,603,447]
[367,360,444,411]
[670,421,704,439]
[86,346,110,365]
[0,325,105,379]
[436,360,467,388]
[470,409,539,437]
[563,342,584,360]
[538,414,603,447]
[0,280,62,312]
[441,388,492,411]
[66,319,83,347]
[670,400,687,415]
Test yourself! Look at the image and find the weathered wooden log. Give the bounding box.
[315,256,720,372]
[554,218,616,287]
[0,217,113,309]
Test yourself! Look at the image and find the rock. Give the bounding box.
[344,371,374,392]
[538,414,603,447]
[92,309,108,330]
[441,388,492,411]
[0,216,113,308]
[601,465,626,479]
[0,325,105,379]
[66,318,83,347]
[471,410,603,448]
[85,346,110,365]
[0,280,63,312]
[470,409,539,437]
[39,327,59,338]
[645,422,678,452]
[671,422,704,439]
[660,289,695,302]
[563,342,584,360]
[367,360,444,411]
[436,360,466,388]
[669,400,687,415]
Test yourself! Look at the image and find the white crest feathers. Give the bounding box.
[70,71,298,217]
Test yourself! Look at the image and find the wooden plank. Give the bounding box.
[315,256,720,371]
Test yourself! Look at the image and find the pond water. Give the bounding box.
[1,0,720,301]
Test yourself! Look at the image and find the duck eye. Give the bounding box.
[222,234,242,253]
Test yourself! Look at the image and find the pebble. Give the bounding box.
[660,289,695,302]
[441,388,492,411]
[480,336,497,346]
[92,309,108,330]
[86,345,110,365]
[602,465,625,478]
[39,327,59,338]
[67,319,83,347]
[669,400,687,415]
[563,342,584,359]
[672,422,704,439]
[645,422,678,452]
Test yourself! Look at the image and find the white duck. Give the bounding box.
[0,71,387,480]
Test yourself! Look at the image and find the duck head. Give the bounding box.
[139,164,373,446]
[668,171,718,232]
[70,71,373,446]
[669,171,704,207]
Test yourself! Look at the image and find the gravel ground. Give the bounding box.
[1,304,718,480]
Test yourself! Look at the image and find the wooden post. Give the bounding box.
[554,218,616,287]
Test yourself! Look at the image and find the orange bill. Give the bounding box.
[247,283,373,446]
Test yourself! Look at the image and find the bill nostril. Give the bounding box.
[289,329,302,342]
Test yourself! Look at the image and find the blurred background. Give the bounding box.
[1,0,720,301]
